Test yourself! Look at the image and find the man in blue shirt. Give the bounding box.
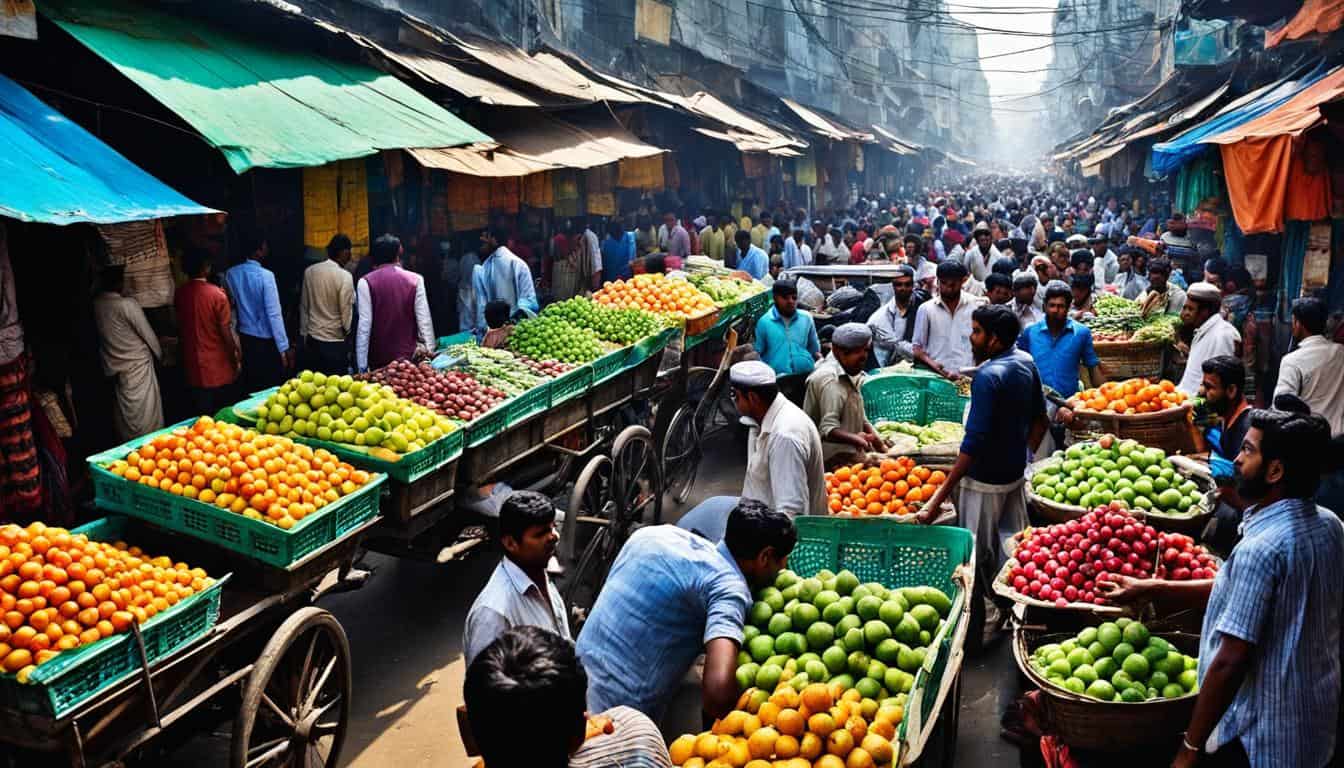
[224,230,292,393]
[1017,281,1105,456]
[598,221,634,284]
[920,304,1047,644]
[754,280,820,402]
[576,500,796,721]
[733,229,768,281]
[1101,404,1343,768]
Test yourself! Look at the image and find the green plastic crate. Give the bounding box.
[304,427,463,484]
[744,289,771,318]
[591,346,631,384]
[625,327,676,369]
[88,421,387,568]
[0,516,228,719]
[789,518,972,746]
[464,401,510,448]
[504,381,551,427]
[717,299,746,324]
[437,331,474,350]
[862,372,968,426]
[549,364,593,406]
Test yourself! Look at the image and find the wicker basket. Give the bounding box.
[1093,339,1168,381]
[683,306,722,337]
[1067,403,1195,455]
[992,556,1127,616]
[1013,627,1200,751]
[1024,452,1215,528]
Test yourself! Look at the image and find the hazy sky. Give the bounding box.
[949,0,1061,161]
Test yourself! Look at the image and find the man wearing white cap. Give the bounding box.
[804,323,885,462]
[1177,282,1241,397]
[676,360,826,541]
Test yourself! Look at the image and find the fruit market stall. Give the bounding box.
[696,517,973,767]
[1079,296,1179,381]
[1063,378,1197,455]
[2,416,387,767]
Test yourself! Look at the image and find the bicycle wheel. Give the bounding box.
[563,455,615,624]
[661,405,700,504]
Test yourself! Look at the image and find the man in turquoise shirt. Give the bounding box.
[754,280,820,402]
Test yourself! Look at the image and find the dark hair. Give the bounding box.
[1044,283,1072,305]
[935,260,968,281]
[464,627,586,766]
[499,490,556,542]
[984,273,1012,293]
[772,279,798,298]
[182,248,211,278]
[235,227,268,261]
[723,499,796,561]
[1147,258,1172,276]
[485,300,513,331]
[489,225,510,244]
[1201,355,1245,396]
[1203,257,1227,279]
[991,257,1017,276]
[326,233,352,260]
[1069,250,1093,269]
[1248,406,1332,497]
[100,265,125,292]
[735,229,751,246]
[972,303,1020,347]
[1070,273,1094,290]
[1227,266,1252,291]
[371,234,401,266]
[1012,274,1037,291]
[1291,296,1327,335]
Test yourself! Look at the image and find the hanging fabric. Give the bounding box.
[1285,137,1332,221]
[585,164,617,216]
[522,171,554,208]
[617,156,664,190]
[553,170,582,218]
[303,159,370,256]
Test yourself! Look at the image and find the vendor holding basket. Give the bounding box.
[1100,404,1343,768]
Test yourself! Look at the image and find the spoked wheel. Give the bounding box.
[610,425,662,528]
[687,367,737,443]
[563,454,614,626]
[232,607,351,768]
[661,405,700,504]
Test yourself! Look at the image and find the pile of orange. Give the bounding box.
[593,274,716,318]
[826,458,946,517]
[1066,378,1188,415]
[669,681,899,768]
[0,521,213,681]
[104,416,373,531]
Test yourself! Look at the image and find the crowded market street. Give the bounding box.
[3,1,1344,767]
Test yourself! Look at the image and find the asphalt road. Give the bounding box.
[160,431,1022,767]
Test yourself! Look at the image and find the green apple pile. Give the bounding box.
[1029,619,1199,702]
[737,567,953,702]
[1030,435,1205,516]
[508,315,604,364]
[258,371,455,454]
[541,298,665,345]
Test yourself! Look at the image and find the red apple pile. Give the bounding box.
[1154,532,1219,581]
[359,360,507,422]
[1007,503,1221,607]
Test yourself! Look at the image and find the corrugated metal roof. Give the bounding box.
[0,74,217,224]
[363,42,540,107]
[683,91,807,153]
[446,32,647,104]
[780,98,874,143]
[42,0,492,173]
[406,144,556,176]
[474,113,666,170]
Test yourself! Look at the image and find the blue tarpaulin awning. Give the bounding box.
[0,73,217,225]
[1150,65,1330,178]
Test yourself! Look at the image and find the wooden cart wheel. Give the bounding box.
[563,454,615,625]
[231,607,351,768]
[610,425,662,527]
[661,404,700,504]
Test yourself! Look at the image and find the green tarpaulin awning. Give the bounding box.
[42,0,492,173]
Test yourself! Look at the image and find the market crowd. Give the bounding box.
[457,175,1344,768]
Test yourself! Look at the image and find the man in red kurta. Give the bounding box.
[175,249,240,415]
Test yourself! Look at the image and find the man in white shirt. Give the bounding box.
[1275,297,1344,436]
[299,234,355,374]
[960,222,1001,284]
[1009,274,1044,328]
[912,260,985,380]
[93,266,163,440]
[582,218,603,292]
[675,361,826,541]
[1176,282,1240,396]
[782,229,813,269]
[868,265,925,366]
[463,491,570,665]
[1088,234,1119,285]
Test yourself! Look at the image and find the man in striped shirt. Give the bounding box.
[1102,404,1343,767]
[465,626,671,768]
